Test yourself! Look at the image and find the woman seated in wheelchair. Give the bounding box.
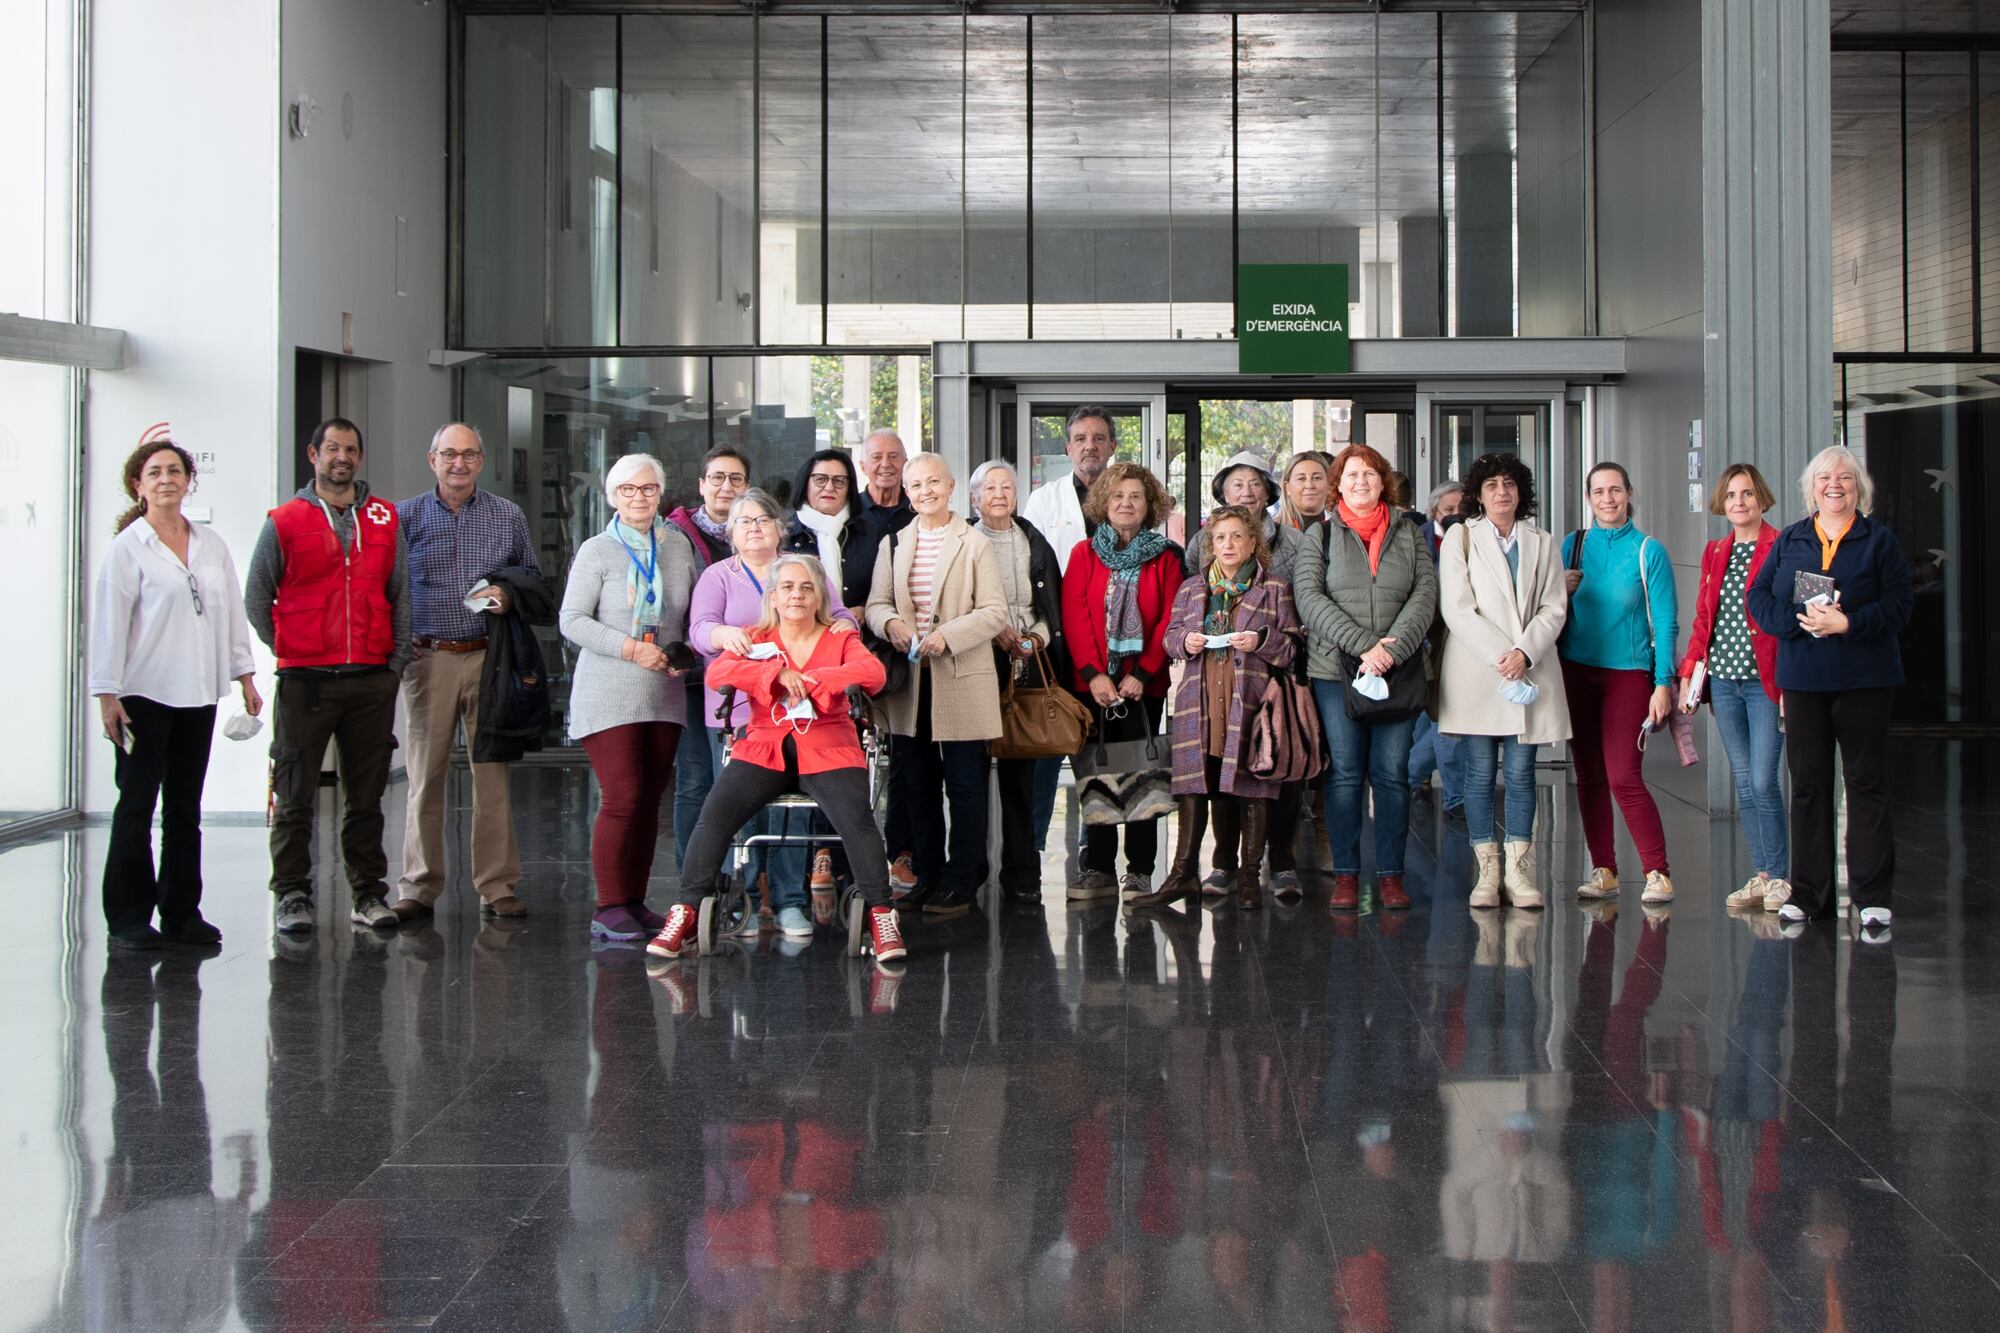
[649,553,906,968]
[1128,504,1299,913]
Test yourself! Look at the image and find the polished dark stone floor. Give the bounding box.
[8,741,2000,1330]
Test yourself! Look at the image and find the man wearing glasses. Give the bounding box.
[664,447,752,866]
[244,418,411,935]
[388,423,542,924]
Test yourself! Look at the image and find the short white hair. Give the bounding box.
[903,451,954,485]
[1799,445,1874,516]
[429,422,483,454]
[968,459,1016,493]
[604,453,666,507]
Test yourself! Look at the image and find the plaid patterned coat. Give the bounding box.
[1165,568,1300,799]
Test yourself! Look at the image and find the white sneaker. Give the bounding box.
[1576,867,1619,899]
[1858,906,1892,928]
[1640,870,1675,904]
[1726,875,1769,910]
[1777,902,1807,922]
[1762,878,1793,914]
[349,895,396,929]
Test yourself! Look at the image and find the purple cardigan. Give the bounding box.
[688,555,859,729]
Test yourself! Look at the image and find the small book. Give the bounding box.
[1680,660,1707,711]
[1793,570,1836,607]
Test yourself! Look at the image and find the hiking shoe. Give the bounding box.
[274,892,315,934]
[591,904,650,942]
[1640,871,1675,904]
[867,905,907,965]
[647,903,698,958]
[1576,867,1620,899]
[1725,876,1769,910]
[776,905,814,939]
[1066,870,1118,901]
[350,896,397,929]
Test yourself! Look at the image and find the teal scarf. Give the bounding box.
[1203,562,1256,639]
[607,518,668,635]
[1092,525,1169,675]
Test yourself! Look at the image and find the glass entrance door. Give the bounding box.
[1012,386,1168,499]
[1420,393,1566,522]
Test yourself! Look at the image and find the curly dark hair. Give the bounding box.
[116,439,197,533]
[1461,452,1538,521]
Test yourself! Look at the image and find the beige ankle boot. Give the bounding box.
[1503,841,1543,910]
[1470,842,1503,909]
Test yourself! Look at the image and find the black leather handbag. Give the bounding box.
[1339,649,1427,725]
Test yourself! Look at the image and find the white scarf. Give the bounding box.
[795,503,849,579]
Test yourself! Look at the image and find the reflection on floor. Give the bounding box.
[6,741,2000,1330]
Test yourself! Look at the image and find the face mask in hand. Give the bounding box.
[1350,669,1390,702]
[1497,677,1540,707]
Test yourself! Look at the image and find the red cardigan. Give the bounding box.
[1678,523,1779,704]
[1060,538,1186,697]
[704,626,885,774]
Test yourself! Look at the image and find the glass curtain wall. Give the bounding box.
[456,7,1584,350]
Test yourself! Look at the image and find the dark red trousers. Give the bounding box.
[1562,660,1670,875]
[580,720,681,908]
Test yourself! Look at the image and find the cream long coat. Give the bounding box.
[1435,516,1573,745]
[865,514,1009,742]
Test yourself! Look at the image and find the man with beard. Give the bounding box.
[245,417,411,935]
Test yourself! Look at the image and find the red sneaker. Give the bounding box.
[646,903,697,958]
[867,905,907,965]
[1330,874,1360,911]
[1377,874,1411,911]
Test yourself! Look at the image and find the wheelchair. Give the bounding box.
[681,683,894,958]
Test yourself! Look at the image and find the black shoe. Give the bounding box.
[109,924,163,951]
[160,916,223,946]
[921,891,977,918]
[1000,883,1043,905]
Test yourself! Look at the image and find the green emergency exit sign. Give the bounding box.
[1236,264,1351,374]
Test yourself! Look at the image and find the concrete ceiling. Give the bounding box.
[492,10,1578,225]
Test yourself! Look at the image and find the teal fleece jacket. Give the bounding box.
[1558,522,1677,685]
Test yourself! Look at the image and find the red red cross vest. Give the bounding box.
[268,494,399,668]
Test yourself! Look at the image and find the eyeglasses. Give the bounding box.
[703,471,749,488]
[433,449,484,464]
[187,573,204,618]
[734,515,779,529]
[807,474,849,489]
[615,483,662,499]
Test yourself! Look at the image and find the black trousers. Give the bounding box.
[1783,686,1894,916]
[680,739,891,909]
[268,669,400,900]
[890,668,992,898]
[994,756,1043,893]
[1082,694,1166,877]
[102,697,217,932]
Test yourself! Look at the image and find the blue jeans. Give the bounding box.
[701,728,806,910]
[1408,711,1465,809]
[671,683,713,866]
[1708,675,1788,879]
[1458,735,1539,845]
[1314,679,1415,876]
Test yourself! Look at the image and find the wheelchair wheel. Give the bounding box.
[714,874,754,939]
[842,885,867,958]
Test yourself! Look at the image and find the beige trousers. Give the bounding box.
[398,646,520,904]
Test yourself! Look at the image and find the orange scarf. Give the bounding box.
[1337,499,1391,575]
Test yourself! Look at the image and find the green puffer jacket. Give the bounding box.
[1292,512,1439,682]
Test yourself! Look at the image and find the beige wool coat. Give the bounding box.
[1435,516,1573,746]
[866,514,1009,742]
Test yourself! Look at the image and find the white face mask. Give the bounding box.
[1497,678,1540,707]
[1350,669,1390,702]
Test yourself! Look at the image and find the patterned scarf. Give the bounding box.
[1092,525,1169,675]
[1203,561,1256,638]
[691,505,731,546]
[607,518,668,634]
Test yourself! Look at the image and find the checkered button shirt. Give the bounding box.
[398,487,540,641]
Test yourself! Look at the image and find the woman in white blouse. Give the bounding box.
[88,440,261,950]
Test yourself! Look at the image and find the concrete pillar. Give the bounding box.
[1398,215,1443,337]
[842,355,871,444]
[1453,153,1516,336]
[1701,0,1833,803]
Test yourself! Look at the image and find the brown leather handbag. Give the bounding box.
[989,646,1093,760]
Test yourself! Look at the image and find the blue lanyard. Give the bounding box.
[742,561,763,596]
[617,527,658,606]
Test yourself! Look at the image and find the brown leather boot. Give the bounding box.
[1235,798,1269,910]
[1130,796,1207,908]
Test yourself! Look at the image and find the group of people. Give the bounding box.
[86,405,1913,973]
